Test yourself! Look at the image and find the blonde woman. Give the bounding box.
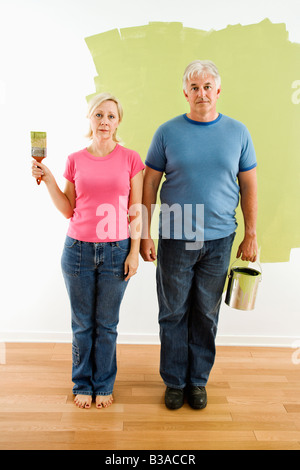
[32,93,144,409]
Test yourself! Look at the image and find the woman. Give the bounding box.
[32,93,145,409]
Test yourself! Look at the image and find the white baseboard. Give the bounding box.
[0,330,297,348]
[215,335,298,348]
[118,334,160,344]
[0,331,73,343]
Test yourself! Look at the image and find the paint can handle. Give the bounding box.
[228,258,262,280]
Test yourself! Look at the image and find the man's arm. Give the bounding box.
[237,167,258,262]
[140,166,163,261]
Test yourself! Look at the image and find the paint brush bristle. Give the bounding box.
[31,131,47,158]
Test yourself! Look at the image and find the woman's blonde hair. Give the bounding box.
[86,92,123,142]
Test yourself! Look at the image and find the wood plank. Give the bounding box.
[1,343,300,450]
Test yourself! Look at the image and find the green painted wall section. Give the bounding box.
[85,19,300,263]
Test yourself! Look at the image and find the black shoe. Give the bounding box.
[187,386,207,409]
[165,387,184,409]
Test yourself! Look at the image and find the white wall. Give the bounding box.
[0,0,299,347]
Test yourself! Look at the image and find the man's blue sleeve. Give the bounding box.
[145,127,166,172]
[239,126,257,172]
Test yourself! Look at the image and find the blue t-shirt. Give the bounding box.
[145,113,257,241]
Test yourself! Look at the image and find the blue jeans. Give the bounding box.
[61,236,130,397]
[157,233,235,389]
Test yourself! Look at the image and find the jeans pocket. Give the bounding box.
[115,238,131,252]
[61,236,81,277]
[112,238,130,278]
[64,236,78,248]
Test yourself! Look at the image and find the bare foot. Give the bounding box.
[96,394,114,409]
[74,394,92,409]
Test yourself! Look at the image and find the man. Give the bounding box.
[140,60,258,410]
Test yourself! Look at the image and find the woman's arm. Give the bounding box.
[124,170,144,281]
[32,159,75,219]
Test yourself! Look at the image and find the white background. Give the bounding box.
[0,0,299,346]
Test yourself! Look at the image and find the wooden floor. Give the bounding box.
[0,342,300,450]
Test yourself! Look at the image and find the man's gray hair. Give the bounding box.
[183,60,221,91]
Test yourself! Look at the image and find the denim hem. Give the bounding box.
[72,391,93,396]
[163,380,186,390]
[164,381,208,389]
[188,382,207,388]
[94,391,113,396]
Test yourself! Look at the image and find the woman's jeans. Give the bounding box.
[61,236,130,397]
[157,233,235,389]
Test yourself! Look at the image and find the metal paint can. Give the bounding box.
[225,262,262,311]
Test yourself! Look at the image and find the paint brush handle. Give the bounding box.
[33,157,45,185]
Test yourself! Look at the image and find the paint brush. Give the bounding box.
[31,131,47,185]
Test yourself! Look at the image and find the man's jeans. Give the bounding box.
[157,233,235,389]
[61,236,130,397]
